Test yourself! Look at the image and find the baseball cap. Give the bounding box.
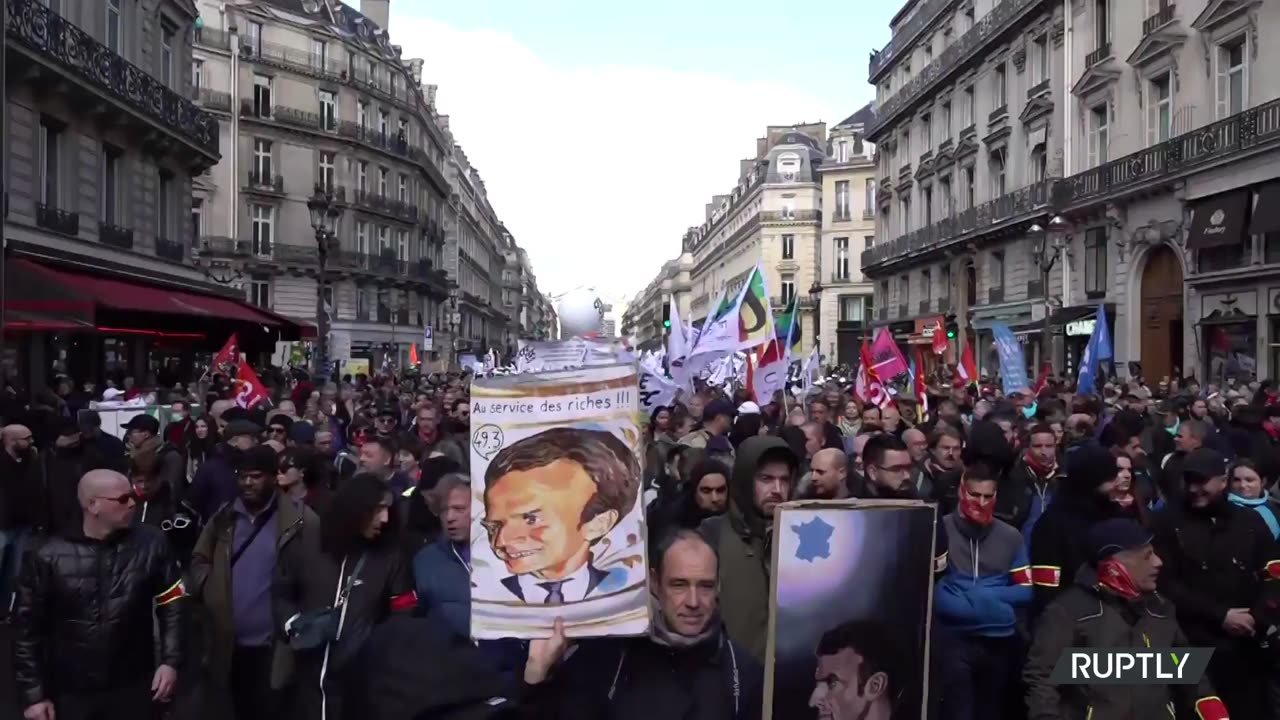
[123,415,161,435]
[1087,518,1154,561]
[1182,448,1229,482]
[235,445,279,475]
[737,401,761,415]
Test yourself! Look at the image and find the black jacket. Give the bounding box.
[520,628,762,720]
[12,524,185,705]
[1024,568,1220,720]
[1150,499,1280,648]
[1028,491,1123,618]
[44,442,120,536]
[0,449,48,532]
[999,457,1062,532]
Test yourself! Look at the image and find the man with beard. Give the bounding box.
[1001,423,1063,540]
[807,398,846,450]
[934,461,1032,720]
[1028,445,1125,617]
[910,427,963,514]
[854,435,949,576]
[1151,448,1280,719]
[700,436,797,661]
[521,529,763,720]
[189,419,262,521]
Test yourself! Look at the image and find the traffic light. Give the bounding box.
[662,301,671,329]
[944,313,958,339]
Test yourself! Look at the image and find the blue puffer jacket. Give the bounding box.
[412,537,471,637]
[935,513,1033,637]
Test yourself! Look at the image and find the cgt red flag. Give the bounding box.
[233,360,269,409]
[211,334,239,377]
[931,318,949,356]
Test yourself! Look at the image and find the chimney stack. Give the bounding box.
[359,0,390,31]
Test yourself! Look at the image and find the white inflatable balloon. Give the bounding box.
[557,288,605,338]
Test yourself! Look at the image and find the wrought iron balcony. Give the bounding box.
[1084,43,1111,68]
[246,171,285,194]
[988,286,1005,304]
[760,209,821,223]
[274,105,334,133]
[1027,79,1051,99]
[193,88,232,112]
[239,38,347,81]
[770,295,817,309]
[352,190,418,221]
[155,237,184,262]
[1143,4,1176,36]
[7,0,219,161]
[193,27,232,51]
[1053,98,1280,210]
[98,222,133,250]
[863,179,1052,271]
[35,203,78,235]
[867,0,952,80]
[867,0,1048,138]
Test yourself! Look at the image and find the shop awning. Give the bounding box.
[4,258,312,338]
[1249,183,1280,236]
[1187,190,1249,249]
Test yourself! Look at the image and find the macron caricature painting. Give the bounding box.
[468,363,650,639]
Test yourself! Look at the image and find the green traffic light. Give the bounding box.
[947,329,956,338]
[663,320,671,328]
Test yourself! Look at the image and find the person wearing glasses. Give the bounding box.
[13,469,185,720]
[854,434,949,579]
[130,446,201,566]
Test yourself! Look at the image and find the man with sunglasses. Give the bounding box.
[13,469,185,720]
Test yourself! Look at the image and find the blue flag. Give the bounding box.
[1077,305,1112,395]
[991,323,1030,395]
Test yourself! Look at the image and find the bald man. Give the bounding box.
[808,448,850,500]
[13,469,184,720]
[903,428,929,464]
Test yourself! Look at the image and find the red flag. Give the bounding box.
[1032,361,1051,395]
[211,333,239,377]
[855,337,889,408]
[954,343,978,388]
[931,318,949,356]
[915,349,930,422]
[233,360,269,409]
[744,349,756,400]
[409,343,419,365]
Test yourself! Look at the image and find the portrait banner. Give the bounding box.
[469,363,650,640]
[765,500,937,720]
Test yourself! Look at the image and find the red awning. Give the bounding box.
[5,258,312,337]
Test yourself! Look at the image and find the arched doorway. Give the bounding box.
[1139,245,1184,380]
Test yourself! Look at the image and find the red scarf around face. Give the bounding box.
[959,491,995,526]
[1096,557,1141,599]
[1023,449,1057,479]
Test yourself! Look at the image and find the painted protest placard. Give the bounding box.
[468,364,650,639]
[766,500,937,720]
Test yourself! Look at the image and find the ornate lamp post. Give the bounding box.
[307,185,342,379]
[1027,214,1069,375]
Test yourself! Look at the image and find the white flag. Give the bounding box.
[667,298,689,363]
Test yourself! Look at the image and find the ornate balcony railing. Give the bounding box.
[352,190,418,221]
[760,209,821,223]
[1143,4,1176,35]
[7,0,219,157]
[99,222,133,250]
[1084,42,1111,68]
[240,38,347,81]
[1053,98,1280,209]
[193,27,232,51]
[867,0,1047,138]
[35,203,78,235]
[770,296,817,309]
[862,179,1051,270]
[274,105,328,132]
[246,171,284,194]
[194,88,231,112]
[155,237,184,262]
[868,0,955,80]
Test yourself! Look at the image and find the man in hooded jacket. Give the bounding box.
[698,435,797,661]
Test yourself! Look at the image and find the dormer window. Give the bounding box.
[777,152,801,182]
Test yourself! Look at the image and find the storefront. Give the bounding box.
[1198,290,1257,384]
[1050,304,1116,376]
[907,315,954,375]
[969,301,1038,379]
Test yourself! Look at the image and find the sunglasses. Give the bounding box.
[160,517,191,531]
[96,492,136,505]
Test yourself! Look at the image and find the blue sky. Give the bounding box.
[387,0,897,300]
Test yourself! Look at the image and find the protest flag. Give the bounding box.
[914,349,930,423]
[203,333,239,382]
[773,295,802,349]
[667,296,690,363]
[954,343,978,388]
[233,360,269,409]
[931,317,949,356]
[855,337,889,408]
[735,264,774,352]
[409,343,419,366]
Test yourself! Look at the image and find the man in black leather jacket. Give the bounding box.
[12,468,185,720]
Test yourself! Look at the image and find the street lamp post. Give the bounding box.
[447,282,460,368]
[1027,215,1069,376]
[307,185,343,380]
[808,281,823,361]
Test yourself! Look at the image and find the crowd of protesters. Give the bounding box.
[0,361,1279,719]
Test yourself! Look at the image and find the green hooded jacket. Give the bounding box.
[698,435,797,661]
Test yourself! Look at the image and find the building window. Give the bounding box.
[390,73,399,98]
[101,145,120,225]
[781,234,795,259]
[865,179,876,214]
[897,275,910,309]
[1031,144,1047,182]
[1094,0,1110,48]
[1147,72,1173,145]
[990,148,1006,197]
[941,264,952,301]
[356,287,368,319]
[922,185,934,225]
[865,234,876,250]
[921,269,932,303]
[837,140,849,163]
[357,161,368,192]
[398,174,407,203]
[377,226,390,253]
[106,0,122,52]
[991,250,1006,289]
[920,113,931,151]
[835,181,850,220]
[1088,105,1109,168]
[780,275,796,305]
[248,278,270,308]
[318,151,336,191]
[379,110,389,138]
[900,129,911,158]
[158,171,173,238]
[1217,36,1247,119]
[319,90,337,131]
[356,221,369,254]
[940,101,952,140]
[312,39,327,70]
[835,237,850,280]
[160,21,175,87]
[252,138,272,180]
[253,74,272,118]
[397,229,408,261]
[246,21,263,55]
[251,204,273,256]
[191,197,203,239]
[993,62,1008,109]
[839,296,863,322]
[963,85,975,126]
[1034,33,1049,85]
[900,196,912,233]
[940,174,953,217]
[358,102,369,130]
[378,167,388,196]
[38,119,60,206]
[191,59,202,91]
[963,166,976,209]
[1084,227,1108,297]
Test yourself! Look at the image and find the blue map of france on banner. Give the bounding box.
[991,323,1031,395]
